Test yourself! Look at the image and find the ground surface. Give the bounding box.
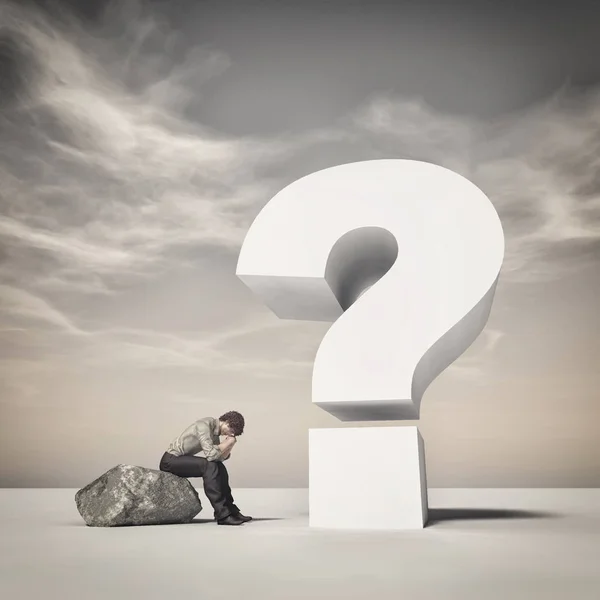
[1,488,599,599]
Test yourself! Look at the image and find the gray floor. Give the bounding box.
[1,488,599,599]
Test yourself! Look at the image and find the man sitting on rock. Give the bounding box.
[159,411,251,526]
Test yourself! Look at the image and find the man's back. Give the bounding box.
[165,416,220,459]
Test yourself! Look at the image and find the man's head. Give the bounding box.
[218,410,245,437]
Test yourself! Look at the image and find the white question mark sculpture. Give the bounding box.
[236,159,504,530]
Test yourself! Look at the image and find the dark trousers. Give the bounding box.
[159,452,240,521]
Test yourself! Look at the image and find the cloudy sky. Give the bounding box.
[1,0,599,488]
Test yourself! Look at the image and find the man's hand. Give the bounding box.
[222,435,237,450]
[220,436,236,460]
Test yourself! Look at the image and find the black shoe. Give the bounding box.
[233,512,253,522]
[217,514,245,526]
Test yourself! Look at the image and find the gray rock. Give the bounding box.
[75,464,202,527]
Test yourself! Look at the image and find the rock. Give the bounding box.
[75,464,202,527]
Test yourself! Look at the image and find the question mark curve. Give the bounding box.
[236,159,505,423]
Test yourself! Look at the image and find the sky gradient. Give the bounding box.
[1,0,599,488]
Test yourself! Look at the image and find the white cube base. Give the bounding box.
[309,426,428,530]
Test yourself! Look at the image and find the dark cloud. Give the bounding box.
[0,0,598,381]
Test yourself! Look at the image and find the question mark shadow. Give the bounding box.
[425,507,562,527]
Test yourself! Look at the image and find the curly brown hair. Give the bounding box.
[219,410,245,436]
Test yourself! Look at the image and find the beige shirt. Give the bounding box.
[165,416,229,461]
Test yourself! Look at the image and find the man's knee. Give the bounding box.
[203,460,219,477]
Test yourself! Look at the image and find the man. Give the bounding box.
[159,411,251,526]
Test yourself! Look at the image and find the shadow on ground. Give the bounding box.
[70,517,284,527]
[425,507,561,526]
[191,517,284,524]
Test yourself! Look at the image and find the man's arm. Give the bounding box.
[195,422,235,461]
[219,436,236,461]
